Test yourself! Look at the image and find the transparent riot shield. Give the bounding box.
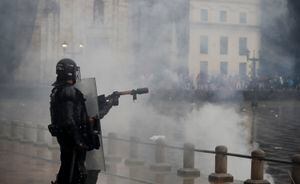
[75,78,106,171]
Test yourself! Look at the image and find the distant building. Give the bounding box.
[23,0,130,83]
[189,0,261,83]
[19,0,96,83]
[23,0,261,85]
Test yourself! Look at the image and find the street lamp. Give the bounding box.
[244,49,261,145]
[61,42,68,48]
[60,42,85,61]
[245,49,260,81]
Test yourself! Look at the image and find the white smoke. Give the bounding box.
[1,0,294,183]
[55,0,264,181]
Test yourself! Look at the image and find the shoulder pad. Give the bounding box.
[59,86,77,101]
[50,87,58,101]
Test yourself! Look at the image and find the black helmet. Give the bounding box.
[54,58,80,84]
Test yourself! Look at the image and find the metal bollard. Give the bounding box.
[149,138,171,172]
[209,145,233,183]
[124,136,145,166]
[244,149,270,184]
[292,154,300,184]
[177,143,200,177]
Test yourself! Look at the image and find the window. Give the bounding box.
[201,9,208,22]
[220,11,227,22]
[220,62,228,75]
[239,37,248,55]
[240,12,247,24]
[220,36,228,55]
[200,36,208,54]
[200,61,208,75]
[239,63,247,77]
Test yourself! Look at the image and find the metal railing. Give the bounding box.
[0,119,299,184]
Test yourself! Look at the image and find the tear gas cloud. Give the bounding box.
[0,0,39,83]
[81,0,251,180]
[0,0,295,182]
[260,0,295,76]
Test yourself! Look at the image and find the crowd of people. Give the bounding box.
[194,74,300,91]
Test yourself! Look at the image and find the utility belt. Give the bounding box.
[48,123,100,151]
[48,123,85,137]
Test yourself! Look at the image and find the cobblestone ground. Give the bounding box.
[0,149,58,184]
[0,147,244,184]
[0,148,114,184]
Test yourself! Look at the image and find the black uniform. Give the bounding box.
[50,82,89,184]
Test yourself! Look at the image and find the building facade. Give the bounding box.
[189,0,261,83]
[19,0,261,85]
[19,0,130,83]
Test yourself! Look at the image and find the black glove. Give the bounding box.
[111,91,120,106]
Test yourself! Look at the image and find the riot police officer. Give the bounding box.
[49,58,91,184]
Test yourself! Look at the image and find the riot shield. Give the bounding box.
[75,78,106,171]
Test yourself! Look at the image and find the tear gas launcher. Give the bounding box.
[106,88,149,102]
[97,88,149,118]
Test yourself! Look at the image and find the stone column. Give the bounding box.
[124,136,145,179]
[106,132,122,163]
[244,149,270,184]
[106,133,122,184]
[149,138,171,172]
[49,137,60,163]
[148,138,172,184]
[11,120,24,142]
[177,143,200,177]
[209,145,233,183]
[292,154,300,184]
[35,124,51,160]
[0,119,11,151]
[11,120,24,153]
[22,122,37,156]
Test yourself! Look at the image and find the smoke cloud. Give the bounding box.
[0,0,38,83]
[260,0,295,77]
[79,1,252,180]
[1,0,296,183]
